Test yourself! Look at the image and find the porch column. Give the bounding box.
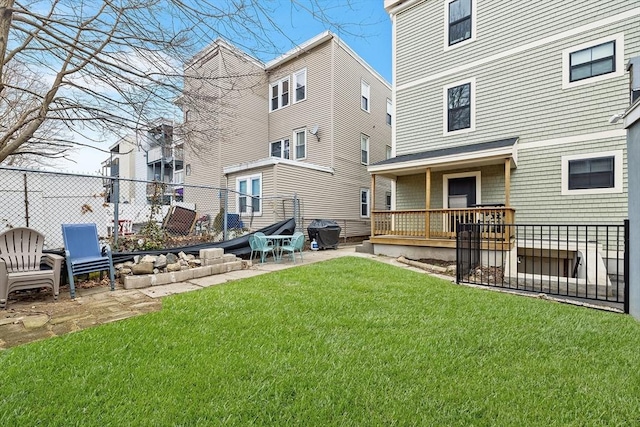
[504,158,511,207]
[371,174,376,237]
[425,168,431,239]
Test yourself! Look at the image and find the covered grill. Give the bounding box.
[307,219,341,249]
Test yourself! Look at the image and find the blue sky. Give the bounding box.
[257,1,392,82]
[58,1,392,173]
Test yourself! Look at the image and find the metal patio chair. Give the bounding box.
[61,223,115,299]
[278,232,305,264]
[253,232,275,263]
[0,227,64,309]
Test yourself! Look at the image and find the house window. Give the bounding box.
[385,191,392,210]
[361,80,370,112]
[237,174,262,215]
[562,34,624,89]
[270,138,290,159]
[361,134,370,165]
[294,129,306,160]
[447,0,473,47]
[561,150,623,195]
[445,80,474,133]
[360,188,370,218]
[570,41,615,83]
[270,77,290,111]
[568,157,614,189]
[386,145,392,160]
[386,99,392,125]
[293,69,307,103]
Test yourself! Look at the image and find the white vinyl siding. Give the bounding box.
[270,77,290,111]
[293,68,307,103]
[361,80,370,112]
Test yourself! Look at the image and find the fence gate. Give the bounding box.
[456,223,480,283]
[456,222,628,312]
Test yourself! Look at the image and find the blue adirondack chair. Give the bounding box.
[61,223,115,298]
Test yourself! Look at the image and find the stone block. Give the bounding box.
[169,269,194,283]
[192,266,213,278]
[210,264,225,275]
[203,257,223,266]
[223,254,237,262]
[124,275,152,289]
[225,261,243,272]
[200,248,224,260]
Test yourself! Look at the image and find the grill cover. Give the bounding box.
[307,219,341,249]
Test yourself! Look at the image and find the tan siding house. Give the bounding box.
[372,0,638,259]
[181,32,392,237]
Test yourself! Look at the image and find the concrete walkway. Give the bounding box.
[0,247,431,350]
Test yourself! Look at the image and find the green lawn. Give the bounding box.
[1,257,640,426]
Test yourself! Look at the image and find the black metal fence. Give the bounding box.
[456,222,628,311]
[0,166,301,250]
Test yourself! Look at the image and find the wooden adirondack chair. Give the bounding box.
[61,223,115,299]
[0,227,64,309]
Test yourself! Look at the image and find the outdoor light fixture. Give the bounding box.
[608,112,625,124]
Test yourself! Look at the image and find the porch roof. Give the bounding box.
[369,137,518,178]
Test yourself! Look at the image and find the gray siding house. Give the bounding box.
[180,32,391,237]
[370,0,638,259]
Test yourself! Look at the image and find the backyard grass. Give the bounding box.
[1,256,640,426]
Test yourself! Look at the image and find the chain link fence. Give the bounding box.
[0,167,301,251]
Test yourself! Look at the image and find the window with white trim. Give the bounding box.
[561,150,623,195]
[444,78,475,133]
[294,129,306,160]
[360,188,370,218]
[386,145,392,160]
[293,68,307,103]
[444,0,475,50]
[570,41,615,82]
[386,99,392,125]
[270,77,290,111]
[237,173,262,215]
[361,134,370,165]
[385,191,392,210]
[361,80,370,112]
[447,0,472,46]
[270,138,290,159]
[562,34,624,89]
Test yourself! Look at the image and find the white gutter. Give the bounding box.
[223,157,334,175]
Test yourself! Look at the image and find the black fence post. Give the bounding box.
[624,219,630,314]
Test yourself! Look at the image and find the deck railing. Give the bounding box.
[372,207,516,240]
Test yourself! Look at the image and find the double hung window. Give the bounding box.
[448,0,472,46]
[361,80,370,112]
[270,78,290,111]
[270,139,290,159]
[360,189,370,218]
[293,69,307,103]
[294,129,306,160]
[361,134,370,165]
[447,82,471,132]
